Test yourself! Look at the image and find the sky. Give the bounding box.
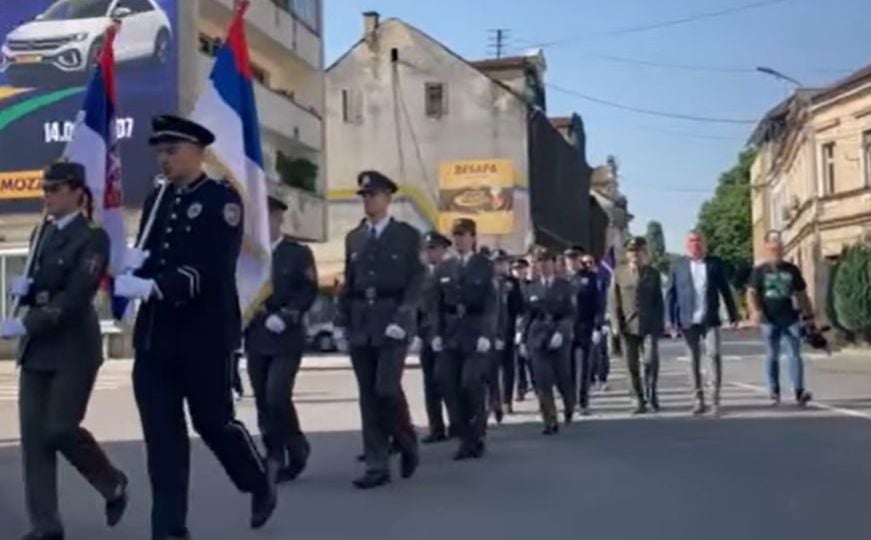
[323,0,871,251]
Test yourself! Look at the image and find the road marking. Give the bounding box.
[730,381,871,421]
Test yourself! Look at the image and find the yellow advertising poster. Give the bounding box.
[438,159,515,235]
[0,170,43,200]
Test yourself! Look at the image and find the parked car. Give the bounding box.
[1,0,172,86]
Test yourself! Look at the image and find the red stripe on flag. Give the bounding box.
[226,1,253,80]
[100,24,118,104]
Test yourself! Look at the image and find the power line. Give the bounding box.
[635,125,748,141]
[534,0,794,48]
[586,54,852,76]
[547,83,758,125]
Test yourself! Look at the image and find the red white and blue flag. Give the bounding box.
[190,0,271,324]
[62,24,128,319]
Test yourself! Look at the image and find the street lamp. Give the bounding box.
[756,66,803,87]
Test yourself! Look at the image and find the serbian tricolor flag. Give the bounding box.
[190,0,271,325]
[63,24,129,320]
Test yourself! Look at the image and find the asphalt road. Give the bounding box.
[1,330,870,540]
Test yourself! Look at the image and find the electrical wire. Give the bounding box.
[547,83,759,124]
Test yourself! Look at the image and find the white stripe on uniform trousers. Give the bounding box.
[177,267,196,298]
[227,420,266,473]
[180,265,200,296]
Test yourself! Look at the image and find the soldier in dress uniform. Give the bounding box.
[510,257,534,400]
[335,170,423,489]
[609,237,666,414]
[490,250,524,417]
[565,246,603,416]
[419,231,454,443]
[244,186,318,482]
[1,162,129,540]
[114,115,276,539]
[523,248,576,434]
[431,218,497,460]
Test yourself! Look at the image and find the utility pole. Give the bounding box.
[487,29,510,58]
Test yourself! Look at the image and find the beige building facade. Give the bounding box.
[750,66,871,312]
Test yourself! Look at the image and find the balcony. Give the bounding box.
[209,0,322,71]
[196,53,322,153]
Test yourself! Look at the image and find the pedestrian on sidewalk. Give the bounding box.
[1,162,129,540]
[609,237,666,414]
[244,187,318,483]
[747,232,814,407]
[666,232,739,415]
[431,218,497,460]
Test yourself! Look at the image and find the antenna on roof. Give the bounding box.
[487,28,511,59]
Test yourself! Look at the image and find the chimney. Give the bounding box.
[363,11,380,38]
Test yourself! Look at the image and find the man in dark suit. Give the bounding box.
[335,170,423,489]
[245,187,318,482]
[667,232,739,415]
[1,162,129,540]
[491,250,524,416]
[510,258,534,400]
[565,246,602,416]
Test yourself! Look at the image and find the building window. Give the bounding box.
[863,131,871,187]
[341,89,363,124]
[425,82,447,118]
[293,0,320,33]
[822,142,836,195]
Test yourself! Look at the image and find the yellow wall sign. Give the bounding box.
[438,159,515,235]
[0,170,43,200]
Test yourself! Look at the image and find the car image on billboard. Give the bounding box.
[0,0,179,210]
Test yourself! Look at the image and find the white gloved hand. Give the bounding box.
[265,314,286,334]
[476,337,492,354]
[114,274,156,300]
[592,330,602,345]
[0,318,26,340]
[515,331,523,346]
[385,324,406,341]
[123,248,150,272]
[9,276,32,298]
[431,336,444,352]
[519,343,528,358]
[495,338,505,351]
[549,332,564,350]
[333,327,348,352]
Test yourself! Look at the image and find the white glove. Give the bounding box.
[9,276,32,298]
[549,332,564,350]
[385,324,406,341]
[123,248,150,272]
[333,327,348,352]
[476,337,492,354]
[431,336,444,352]
[114,274,156,300]
[495,339,505,351]
[592,330,602,345]
[519,344,528,358]
[515,331,523,346]
[265,314,286,334]
[0,318,27,340]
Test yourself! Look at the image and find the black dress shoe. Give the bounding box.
[105,472,128,527]
[250,473,278,529]
[278,458,308,483]
[632,403,648,415]
[452,445,474,461]
[494,408,504,424]
[352,471,391,489]
[564,411,574,424]
[471,441,486,459]
[542,424,557,436]
[400,450,419,479]
[506,403,515,415]
[356,452,366,462]
[22,532,64,540]
[421,432,447,444]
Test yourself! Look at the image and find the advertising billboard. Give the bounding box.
[0,0,179,210]
[438,159,516,235]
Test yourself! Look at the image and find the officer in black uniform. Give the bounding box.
[419,231,453,443]
[335,170,423,489]
[244,187,318,482]
[490,250,524,417]
[431,218,497,460]
[511,257,534,400]
[114,115,276,540]
[566,246,602,416]
[1,162,129,540]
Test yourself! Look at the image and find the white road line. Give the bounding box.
[730,381,871,421]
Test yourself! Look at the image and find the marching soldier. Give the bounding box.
[114,115,276,539]
[609,237,666,414]
[419,231,454,443]
[1,162,129,540]
[523,248,576,434]
[566,247,602,416]
[335,170,423,489]
[510,257,534,400]
[431,218,497,459]
[244,187,318,482]
[490,250,524,416]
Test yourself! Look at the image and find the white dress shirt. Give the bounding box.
[52,211,80,230]
[689,258,708,324]
[366,215,391,239]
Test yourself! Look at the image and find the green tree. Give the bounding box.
[645,220,667,270]
[832,242,871,340]
[276,151,318,193]
[696,148,755,289]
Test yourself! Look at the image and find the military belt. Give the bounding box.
[352,288,403,302]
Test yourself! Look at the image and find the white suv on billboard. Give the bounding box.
[1,0,172,86]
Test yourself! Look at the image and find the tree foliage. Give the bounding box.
[832,242,871,338]
[276,151,318,193]
[645,220,670,273]
[696,148,755,289]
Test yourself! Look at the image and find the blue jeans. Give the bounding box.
[761,323,805,395]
